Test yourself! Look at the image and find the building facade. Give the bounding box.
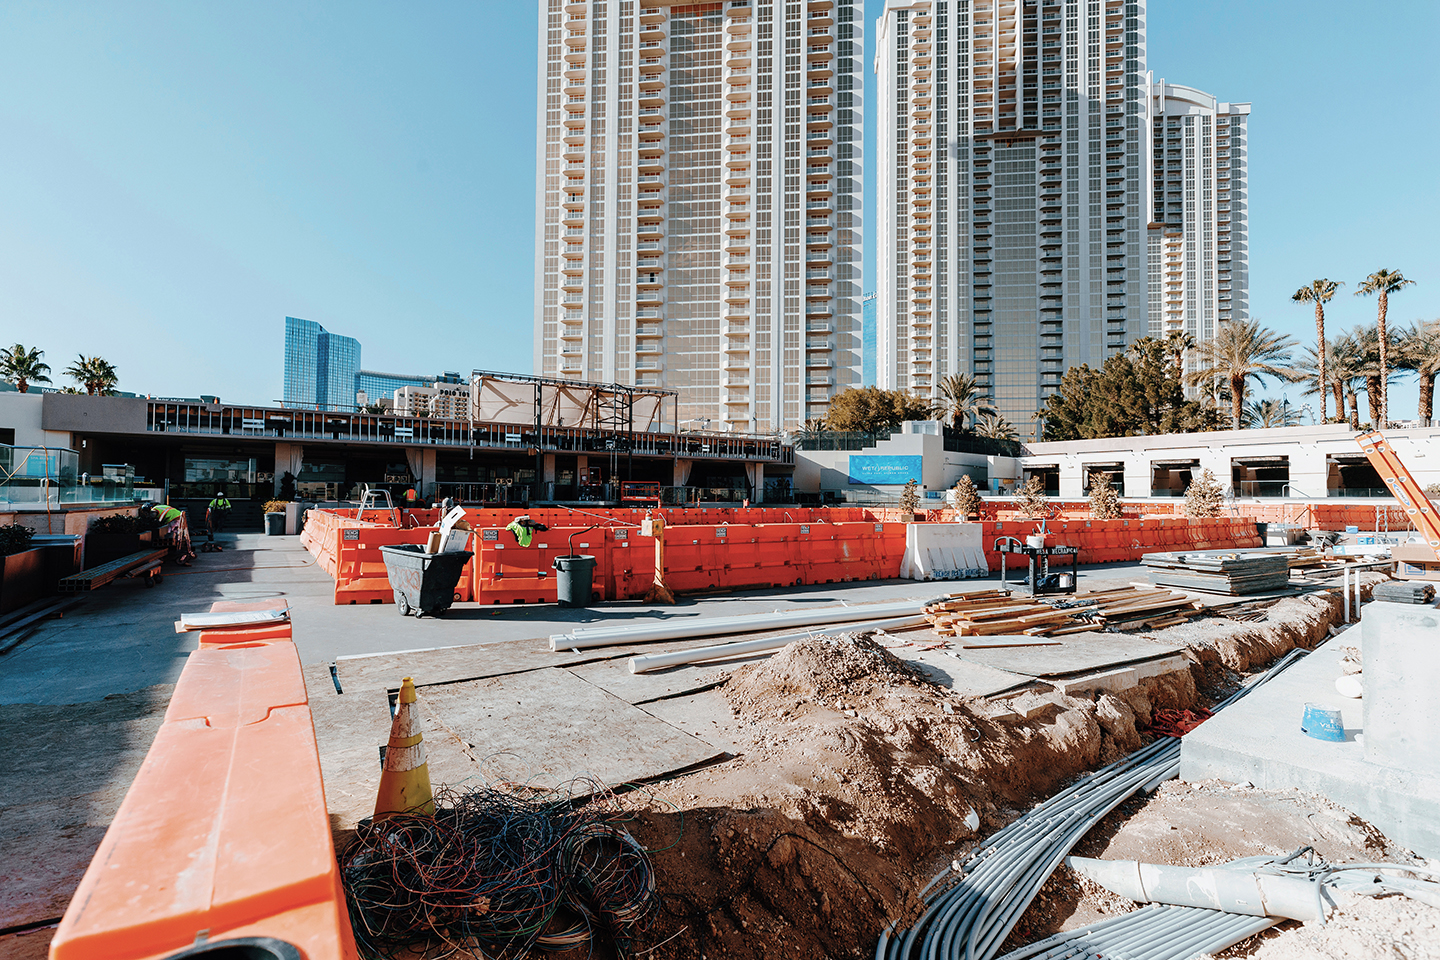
[874,0,1151,434]
[283,317,361,411]
[1144,78,1250,383]
[533,0,865,434]
[393,380,474,420]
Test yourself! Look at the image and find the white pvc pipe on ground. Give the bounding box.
[626,615,931,673]
[550,598,927,651]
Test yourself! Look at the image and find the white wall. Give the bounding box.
[0,392,73,448]
[795,422,1019,498]
[1024,423,1440,499]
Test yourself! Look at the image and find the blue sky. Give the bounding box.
[1,1,1435,416]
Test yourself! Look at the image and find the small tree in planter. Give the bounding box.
[1088,470,1121,520]
[949,474,980,520]
[0,524,35,557]
[1016,476,1050,519]
[1184,468,1224,518]
[899,478,921,522]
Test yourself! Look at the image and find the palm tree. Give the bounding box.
[1291,279,1342,423]
[1327,331,1368,428]
[975,411,1017,440]
[63,355,120,396]
[1350,324,1406,426]
[1396,320,1440,423]
[1184,318,1297,430]
[1161,330,1195,380]
[1356,268,1416,424]
[1242,398,1303,429]
[931,373,995,431]
[0,344,51,393]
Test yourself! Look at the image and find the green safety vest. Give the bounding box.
[209,496,231,510]
[155,506,183,524]
[506,520,533,547]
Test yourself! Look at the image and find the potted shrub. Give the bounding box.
[84,513,154,567]
[0,524,44,615]
[899,478,920,523]
[263,499,290,536]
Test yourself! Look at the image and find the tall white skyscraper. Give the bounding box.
[1144,78,1250,384]
[534,0,865,433]
[874,0,1151,432]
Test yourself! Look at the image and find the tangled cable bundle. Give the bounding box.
[339,781,656,959]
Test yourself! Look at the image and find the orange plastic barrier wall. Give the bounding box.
[468,520,909,604]
[978,517,1262,573]
[49,602,357,960]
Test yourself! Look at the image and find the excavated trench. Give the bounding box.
[623,590,1351,960]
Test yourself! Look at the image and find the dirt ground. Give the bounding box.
[615,582,1438,960]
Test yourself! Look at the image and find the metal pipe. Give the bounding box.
[627,615,930,673]
[1342,566,1350,622]
[551,599,929,650]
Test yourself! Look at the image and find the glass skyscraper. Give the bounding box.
[283,317,361,411]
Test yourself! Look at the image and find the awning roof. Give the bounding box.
[1151,459,1200,468]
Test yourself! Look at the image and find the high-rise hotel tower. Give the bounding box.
[874,0,1248,431]
[535,0,865,433]
[1144,77,1250,382]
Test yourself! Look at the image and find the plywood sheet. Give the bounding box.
[421,668,725,789]
[952,635,1184,678]
[900,651,1035,698]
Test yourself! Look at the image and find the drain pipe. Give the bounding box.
[1065,857,1329,922]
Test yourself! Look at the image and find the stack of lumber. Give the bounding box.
[1141,551,1291,595]
[923,586,1204,639]
[57,548,169,593]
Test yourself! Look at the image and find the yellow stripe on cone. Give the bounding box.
[374,677,434,820]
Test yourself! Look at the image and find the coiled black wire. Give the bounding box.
[339,781,656,959]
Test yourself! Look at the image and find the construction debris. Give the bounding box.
[1141,551,1292,595]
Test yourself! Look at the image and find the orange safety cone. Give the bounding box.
[373,677,435,820]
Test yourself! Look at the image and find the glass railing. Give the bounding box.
[0,445,138,504]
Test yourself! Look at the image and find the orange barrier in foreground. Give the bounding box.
[49,601,357,960]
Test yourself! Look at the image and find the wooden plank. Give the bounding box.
[0,596,85,646]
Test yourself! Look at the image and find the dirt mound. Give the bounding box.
[724,632,931,709]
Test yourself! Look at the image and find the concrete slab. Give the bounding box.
[635,690,747,755]
[564,655,765,705]
[1180,638,1440,859]
[951,634,1185,678]
[419,668,725,789]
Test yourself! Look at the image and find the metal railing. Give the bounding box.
[144,401,794,464]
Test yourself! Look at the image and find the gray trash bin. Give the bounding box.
[379,544,474,617]
[552,554,596,608]
[264,512,285,536]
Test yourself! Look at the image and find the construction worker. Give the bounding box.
[206,491,232,535]
[504,514,547,547]
[150,503,195,565]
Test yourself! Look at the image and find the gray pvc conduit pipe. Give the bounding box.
[626,615,930,673]
[875,647,1312,960]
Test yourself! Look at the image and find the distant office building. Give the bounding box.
[393,380,472,420]
[1144,78,1250,383]
[533,0,866,433]
[283,317,361,411]
[356,370,448,408]
[282,317,454,412]
[862,292,877,386]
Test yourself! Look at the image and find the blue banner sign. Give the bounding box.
[847,455,923,485]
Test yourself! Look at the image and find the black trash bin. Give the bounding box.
[379,544,474,617]
[552,554,596,608]
[264,512,285,536]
